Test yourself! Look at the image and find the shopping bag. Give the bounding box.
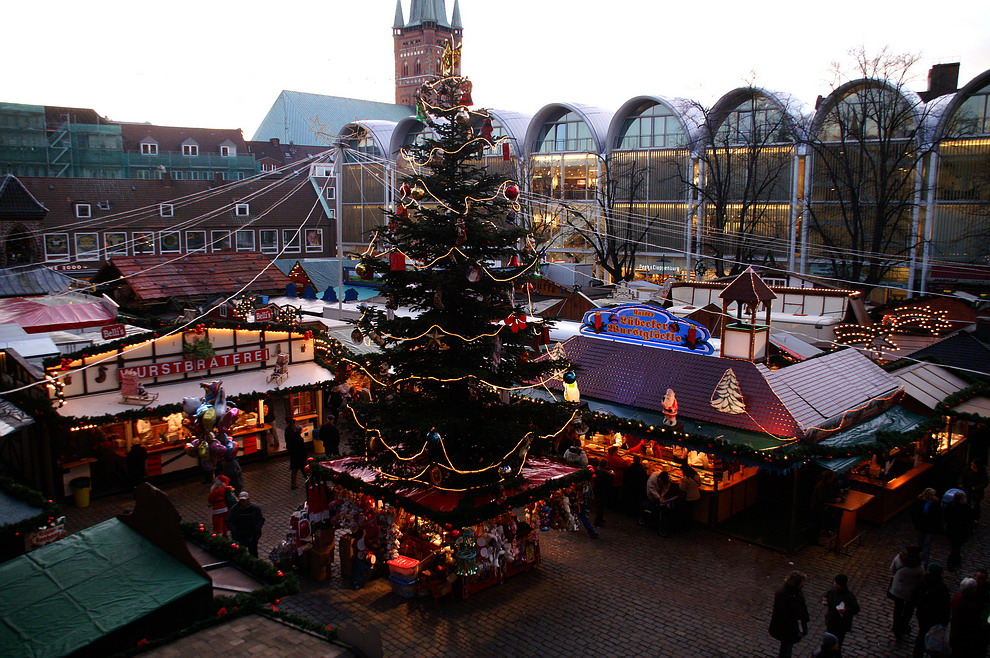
[924,624,950,657]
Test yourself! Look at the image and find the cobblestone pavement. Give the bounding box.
[64,456,990,658]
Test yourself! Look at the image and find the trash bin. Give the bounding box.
[69,477,91,508]
[312,438,325,456]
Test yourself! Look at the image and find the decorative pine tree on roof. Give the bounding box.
[350,45,573,491]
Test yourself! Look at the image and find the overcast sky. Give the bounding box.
[5,0,989,139]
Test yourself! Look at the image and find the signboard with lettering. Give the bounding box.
[253,307,274,322]
[121,349,270,380]
[580,303,714,354]
[26,518,67,551]
[101,324,126,340]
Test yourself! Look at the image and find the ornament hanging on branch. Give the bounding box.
[455,222,467,245]
[562,371,580,403]
[351,328,364,345]
[355,262,373,280]
[466,265,482,283]
[459,79,473,106]
[455,108,471,125]
[504,184,520,201]
[433,290,445,310]
[480,117,494,142]
[410,184,426,201]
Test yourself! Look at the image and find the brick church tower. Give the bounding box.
[393,0,463,106]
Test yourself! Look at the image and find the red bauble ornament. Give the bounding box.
[399,183,411,197]
[504,184,519,201]
[395,204,408,218]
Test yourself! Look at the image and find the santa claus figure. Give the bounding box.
[662,388,678,426]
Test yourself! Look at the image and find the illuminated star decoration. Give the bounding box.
[307,115,335,146]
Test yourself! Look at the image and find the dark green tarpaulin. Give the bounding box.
[814,405,925,473]
[0,518,209,657]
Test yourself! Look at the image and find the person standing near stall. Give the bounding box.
[888,545,926,641]
[944,490,975,571]
[207,474,231,537]
[961,459,989,520]
[319,415,341,457]
[912,562,950,658]
[821,573,859,648]
[227,491,264,557]
[769,570,810,658]
[285,424,307,490]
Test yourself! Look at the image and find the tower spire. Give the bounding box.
[393,0,405,29]
[451,0,462,29]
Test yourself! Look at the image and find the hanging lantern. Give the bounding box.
[504,184,520,201]
[410,184,426,200]
[455,108,471,125]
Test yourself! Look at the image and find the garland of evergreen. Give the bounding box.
[0,476,61,538]
[310,462,591,527]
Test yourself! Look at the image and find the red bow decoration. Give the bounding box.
[59,358,73,371]
[504,314,527,333]
[193,323,206,335]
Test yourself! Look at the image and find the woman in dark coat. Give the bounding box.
[951,577,988,658]
[944,490,975,570]
[912,562,950,658]
[285,424,307,490]
[769,570,810,658]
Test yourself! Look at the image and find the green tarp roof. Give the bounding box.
[815,405,925,473]
[0,518,209,657]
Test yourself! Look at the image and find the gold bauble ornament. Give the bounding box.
[410,184,426,200]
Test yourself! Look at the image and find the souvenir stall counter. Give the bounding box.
[300,456,589,601]
[815,406,933,524]
[582,434,761,525]
[39,326,344,498]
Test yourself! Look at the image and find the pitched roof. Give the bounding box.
[0,265,73,298]
[906,331,990,381]
[764,348,902,432]
[252,91,413,146]
[98,252,293,301]
[246,140,331,165]
[119,124,247,153]
[890,362,970,409]
[718,266,777,303]
[0,174,48,220]
[550,335,802,438]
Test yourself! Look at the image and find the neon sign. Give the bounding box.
[580,304,714,354]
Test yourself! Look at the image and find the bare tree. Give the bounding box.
[804,48,937,290]
[680,89,797,278]
[562,152,660,283]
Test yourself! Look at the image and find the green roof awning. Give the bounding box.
[0,519,209,657]
[814,405,925,473]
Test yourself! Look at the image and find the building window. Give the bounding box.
[282,229,301,253]
[172,170,183,180]
[220,145,232,157]
[160,231,181,253]
[140,142,158,155]
[182,144,199,156]
[617,102,687,150]
[75,203,92,218]
[261,162,276,172]
[235,203,250,217]
[104,232,128,256]
[325,186,335,200]
[211,230,231,251]
[134,231,156,254]
[185,230,206,252]
[44,233,70,261]
[235,230,255,251]
[259,229,278,253]
[75,233,100,261]
[534,111,595,153]
[159,203,174,217]
[305,228,323,253]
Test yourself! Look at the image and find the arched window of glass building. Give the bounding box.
[341,127,382,163]
[616,102,686,150]
[534,111,595,153]
[402,124,431,149]
[948,81,990,137]
[715,97,792,145]
[817,87,915,142]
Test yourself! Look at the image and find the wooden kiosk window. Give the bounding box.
[289,390,317,420]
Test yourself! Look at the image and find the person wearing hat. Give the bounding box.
[821,574,859,648]
[812,632,841,657]
[207,474,232,537]
[227,491,265,557]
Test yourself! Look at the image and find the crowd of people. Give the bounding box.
[771,458,990,657]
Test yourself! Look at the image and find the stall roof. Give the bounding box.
[815,405,925,473]
[56,361,334,419]
[0,323,59,359]
[890,362,970,410]
[764,348,902,432]
[0,398,34,438]
[952,396,990,418]
[0,518,209,658]
[0,294,116,334]
[769,332,823,361]
[0,266,73,298]
[548,335,802,439]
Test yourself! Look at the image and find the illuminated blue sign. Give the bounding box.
[579,303,714,354]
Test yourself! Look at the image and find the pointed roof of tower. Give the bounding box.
[451,0,462,29]
[393,0,405,28]
[718,267,777,303]
[407,0,449,27]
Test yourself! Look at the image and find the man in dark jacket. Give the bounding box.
[769,570,810,658]
[319,415,341,457]
[285,424,307,490]
[822,573,860,648]
[227,491,265,557]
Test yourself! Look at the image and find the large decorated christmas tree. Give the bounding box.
[347,45,575,493]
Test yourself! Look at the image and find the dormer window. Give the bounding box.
[140,142,158,155]
[75,203,91,218]
[220,146,231,157]
[159,204,174,217]
[235,203,250,217]
[182,143,199,156]
[261,162,276,172]
[219,140,237,157]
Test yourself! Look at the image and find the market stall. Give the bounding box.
[31,324,346,498]
[291,456,588,600]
